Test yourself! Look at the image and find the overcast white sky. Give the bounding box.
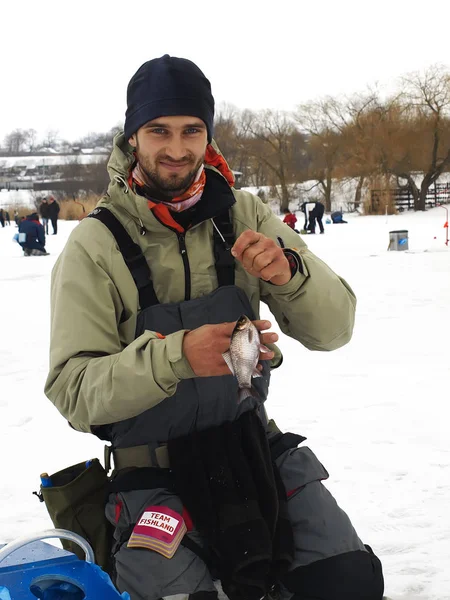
[1,0,449,144]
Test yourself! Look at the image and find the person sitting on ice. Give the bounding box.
[331,210,348,224]
[18,213,49,256]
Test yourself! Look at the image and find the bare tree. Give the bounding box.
[213,103,240,164]
[43,129,59,149]
[324,92,382,207]
[295,100,345,211]
[242,109,299,211]
[400,65,450,210]
[24,129,38,152]
[73,124,123,150]
[4,129,29,154]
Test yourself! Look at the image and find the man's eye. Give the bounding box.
[185,128,200,134]
[150,128,166,135]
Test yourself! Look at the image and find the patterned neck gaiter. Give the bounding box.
[132,162,206,213]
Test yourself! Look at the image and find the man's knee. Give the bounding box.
[281,546,384,600]
[276,447,367,563]
[275,446,384,599]
[114,539,217,600]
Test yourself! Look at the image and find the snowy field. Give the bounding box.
[0,207,449,600]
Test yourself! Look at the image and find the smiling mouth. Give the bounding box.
[159,161,189,171]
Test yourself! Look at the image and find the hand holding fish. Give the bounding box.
[183,319,277,378]
[231,230,291,286]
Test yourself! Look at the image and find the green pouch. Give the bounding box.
[39,458,113,573]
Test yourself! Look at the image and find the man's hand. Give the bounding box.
[231,230,291,286]
[182,320,278,377]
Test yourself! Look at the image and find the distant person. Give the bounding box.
[282,208,299,232]
[0,208,4,228]
[5,211,11,225]
[14,210,20,227]
[48,196,60,234]
[331,211,348,224]
[309,201,325,234]
[18,212,49,256]
[39,198,50,234]
[300,201,316,232]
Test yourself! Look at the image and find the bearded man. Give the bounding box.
[46,55,384,600]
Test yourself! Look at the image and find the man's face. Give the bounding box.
[129,115,208,199]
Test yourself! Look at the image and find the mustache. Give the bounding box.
[157,154,194,164]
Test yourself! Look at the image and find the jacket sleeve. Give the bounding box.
[253,199,356,351]
[44,230,195,433]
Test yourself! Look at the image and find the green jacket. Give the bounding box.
[45,133,356,433]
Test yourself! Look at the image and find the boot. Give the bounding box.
[30,248,50,256]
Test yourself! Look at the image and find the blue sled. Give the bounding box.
[0,531,128,599]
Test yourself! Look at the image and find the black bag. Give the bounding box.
[168,410,294,600]
[38,458,113,573]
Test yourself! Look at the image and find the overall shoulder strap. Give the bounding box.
[212,209,235,287]
[88,207,159,309]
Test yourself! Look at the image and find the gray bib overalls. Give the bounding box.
[91,171,383,600]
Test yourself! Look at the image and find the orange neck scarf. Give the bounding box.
[131,144,235,232]
[133,163,206,213]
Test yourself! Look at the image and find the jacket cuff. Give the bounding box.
[165,329,197,380]
[261,249,309,295]
[283,248,304,277]
[262,270,306,295]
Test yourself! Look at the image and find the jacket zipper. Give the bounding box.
[148,211,192,301]
[177,232,191,301]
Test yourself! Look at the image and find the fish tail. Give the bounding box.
[238,385,262,404]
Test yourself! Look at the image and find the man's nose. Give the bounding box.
[165,135,186,160]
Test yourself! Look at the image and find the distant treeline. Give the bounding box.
[2,65,450,212]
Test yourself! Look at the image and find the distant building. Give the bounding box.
[0,151,109,191]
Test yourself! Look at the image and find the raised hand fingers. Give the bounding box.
[231,230,262,259]
[231,230,291,285]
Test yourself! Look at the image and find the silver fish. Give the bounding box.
[222,315,269,402]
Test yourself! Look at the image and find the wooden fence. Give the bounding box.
[371,183,450,212]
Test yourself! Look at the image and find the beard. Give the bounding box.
[135,147,204,200]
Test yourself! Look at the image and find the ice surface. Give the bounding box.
[0,207,449,600]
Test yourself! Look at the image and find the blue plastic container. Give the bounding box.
[0,540,128,599]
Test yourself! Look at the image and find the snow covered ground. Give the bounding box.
[0,207,449,599]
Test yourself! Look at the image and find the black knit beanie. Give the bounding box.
[124,55,215,142]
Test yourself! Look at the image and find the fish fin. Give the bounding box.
[222,351,235,375]
[238,385,262,404]
[252,368,262,378]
